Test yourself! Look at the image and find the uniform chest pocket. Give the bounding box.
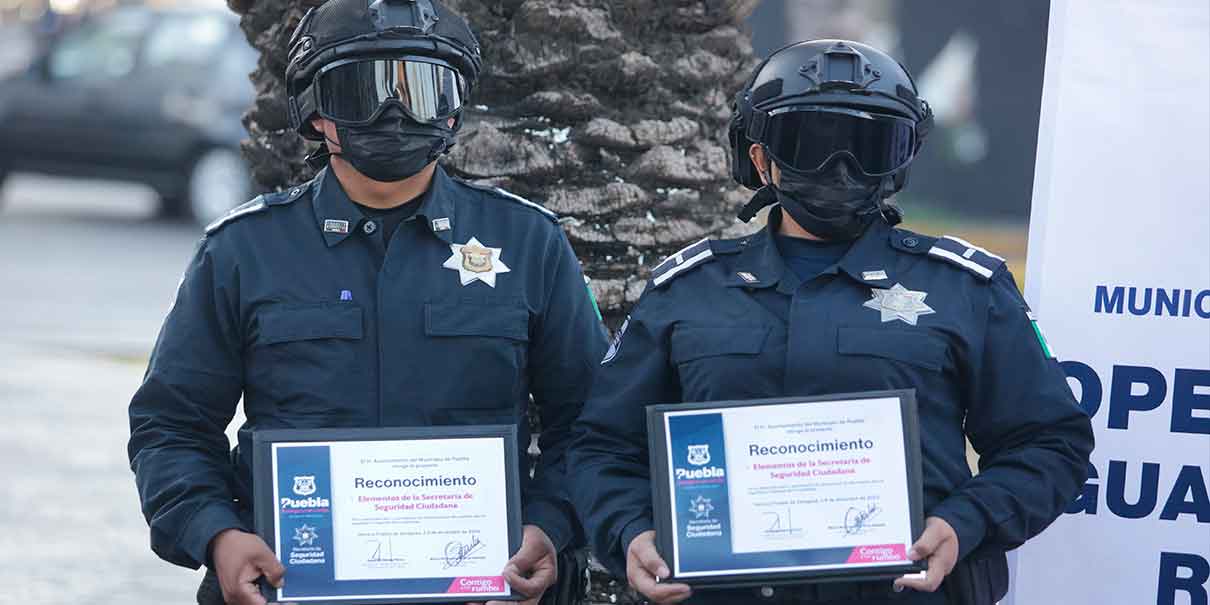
[671,325,770,363]
[425,302,529,341]
[837,326,949,372]
[251,303,366,421]
[259,304,363,345]
[423,301,529,422]
[670,325,778,401]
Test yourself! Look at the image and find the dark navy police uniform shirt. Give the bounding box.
[569,209,1093,604]
[775,233,852,282]
[129,165,608,570]
[353,198,419,247]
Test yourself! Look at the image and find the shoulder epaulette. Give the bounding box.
[651,237,715,288]
[492,186,559,222]
[268,180,314,206]
[204,181,311,235]
[709,237,749,256]
[926,234,1006,281]
[204,196,267,235]
[459,180,559,223]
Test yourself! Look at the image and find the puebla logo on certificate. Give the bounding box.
[253,426,523,604]
[646,390,925,588]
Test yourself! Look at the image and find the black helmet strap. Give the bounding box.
[737,154,902,229]
[737,152,779,222]
[738,186,777,223]
[875,176,903,225]
[305,146,333,171]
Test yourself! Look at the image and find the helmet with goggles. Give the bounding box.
[730,40,933,200]
[286,0,481,141]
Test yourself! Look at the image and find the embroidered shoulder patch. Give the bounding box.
[601,316,630,365]
[1027,310,1057,359]
[584,276,603,321]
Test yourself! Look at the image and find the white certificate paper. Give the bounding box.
[723,398,910,555]
[662,396,917,578]
[327,438,509,581]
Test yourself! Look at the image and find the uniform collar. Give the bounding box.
[835,218,897,288]
[724,208,897,292]
[311,164,458,247]
[723,209,795,293]
[413,165,457,244]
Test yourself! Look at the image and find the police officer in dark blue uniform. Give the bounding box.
[568,40,1093,605]
[127,2,606,604]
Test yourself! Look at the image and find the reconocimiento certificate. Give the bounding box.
[254,427,522,604]
[648,391,924,587]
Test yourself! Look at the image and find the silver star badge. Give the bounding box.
[443,237,511,287]
[863,283,935,325]
[689,495,714,519]
[293,523,319,547]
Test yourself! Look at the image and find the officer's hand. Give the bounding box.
[626,530,691,604]
[894,516,958,593]
[211,529,285,605]
[483,524,558,605]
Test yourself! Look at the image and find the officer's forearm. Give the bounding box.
[526,434,574,550]
[568,434,655,577]
[598,492,654,578]
[526,397,583,550]
[618,515,655,559]
[131,447,246,568]
[522,497,574,552]
[129,373,244,568]
[935,416,1094,559]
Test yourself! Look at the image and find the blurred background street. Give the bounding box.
[0,176,204,602]
[1,177,195,353]
[0,0,1041,602]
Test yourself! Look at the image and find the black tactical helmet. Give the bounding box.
[730,40,933,193]
[286,0,482,141]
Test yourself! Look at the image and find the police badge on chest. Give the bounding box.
[443,236,511,287]
[461,243,493,273]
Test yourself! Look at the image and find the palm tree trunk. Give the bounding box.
[229,0,759,326]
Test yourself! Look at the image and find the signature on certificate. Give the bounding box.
[443,535,485,569]
[365,537,408,565]
[763,509,793,533]
[762,508,804,538]
[844,503,882,535]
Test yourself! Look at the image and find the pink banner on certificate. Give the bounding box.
[845,544,908,564]
[446,576,507,594]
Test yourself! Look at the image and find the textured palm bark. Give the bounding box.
[227,1,759,601]
[228,0,761,327]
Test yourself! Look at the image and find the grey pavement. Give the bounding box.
[0,174,220,604]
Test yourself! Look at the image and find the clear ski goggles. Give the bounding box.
[756,106,918,177]
[314,57,466,125]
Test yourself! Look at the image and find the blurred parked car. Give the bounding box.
[0,23,37,80]
[0,7,256,225]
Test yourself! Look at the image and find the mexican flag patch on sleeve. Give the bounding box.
[1027,311,1056,359]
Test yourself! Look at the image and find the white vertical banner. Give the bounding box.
[1010,1,1210,604]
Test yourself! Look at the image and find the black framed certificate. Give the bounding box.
[647,390,925,588]
[252,425,523,604]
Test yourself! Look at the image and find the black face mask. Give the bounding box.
[331,105,453,182]
[770,158,883,241]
